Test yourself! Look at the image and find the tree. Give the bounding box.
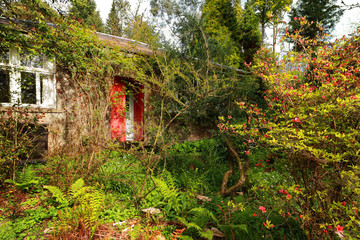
[105,0,130,36]
[125,16,161,45]
[69,0,104,31]
[238,0,261,63]
[0,0,60,21]
[251,0,292,49]
[221,20,360,238]
[288,0,343,46]
[202,0,242,67]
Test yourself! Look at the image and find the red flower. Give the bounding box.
[286,194,292,199]
[259,206,266,213]
[336,225,344,234]
[292,117,301,123]
[341,201,346,206]
[323,229,328,233]
[253,213,257,217]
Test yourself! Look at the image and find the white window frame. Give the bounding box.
[0,47,56,108]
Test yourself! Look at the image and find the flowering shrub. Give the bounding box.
[220,19,360,239]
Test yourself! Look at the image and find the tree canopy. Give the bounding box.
[288,0,344,47]
[69,0,104,31]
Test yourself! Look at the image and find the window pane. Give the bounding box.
[20,52,44,68]
[21,72,36,104]
[0,69,10,102]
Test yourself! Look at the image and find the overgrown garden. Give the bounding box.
[1,0,360,239]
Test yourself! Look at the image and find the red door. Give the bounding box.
[110,77,126,141]
[111,77,144,142]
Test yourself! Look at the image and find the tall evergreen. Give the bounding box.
[126,16,160,45]
[239,1,261,63]
[202,0,242,67]
[69,0,104,32]
[105,0,130,36]
[202,0,261,66]
[288,0,344,41]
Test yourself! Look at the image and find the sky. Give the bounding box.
[96,0,150,22]
[94,0,360,39]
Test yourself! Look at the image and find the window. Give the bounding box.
[0,48,56,108]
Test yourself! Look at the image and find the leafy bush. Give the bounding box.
[163,138,229,193]
[220,20,360,238]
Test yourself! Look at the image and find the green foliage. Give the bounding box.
[202,0,242,66]
[288,0,343,47]
[0,221,16,240]
[250,0,292,48]
[221,21,360,238]
[178,208,216,240]
[5,165,46,192]
[0,111,43,186]
[105,0,130,36]
[163,138,228,193]
[44,185,69,207]
[69,0,104,31]
[45,178,104,237]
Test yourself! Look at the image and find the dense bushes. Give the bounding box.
[220,20,360,239]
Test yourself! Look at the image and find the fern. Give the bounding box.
[5,165,43,192]
[189,207,218,228]
[78,188,104,236]
[44,185,69,207]
[154,178,179,200]
[45,178,104,238]
[186,222,203,231]
[177,210,216,240]
[70,178,85,198]
[199,230,214,240]
[179,236,193,240]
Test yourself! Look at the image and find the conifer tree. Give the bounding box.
[126,16,160,45]
[239,0,261,63]
[288,0,343,43]
[202,0,242,66]
[69,0,104,31]
[105,0,130,36]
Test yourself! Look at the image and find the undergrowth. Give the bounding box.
[0,138,307,239]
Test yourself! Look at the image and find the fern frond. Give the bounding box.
[199,230,214,240]
[186,222,202,231]
[179,236,193,240]
[189,207,218,227]
[176,216,189,226]
[154,178,179,200]
[70,178,85,198]
[44,185,69,207]
[78,188,104,237]
[171,228,186,240]
[230,224,248,233]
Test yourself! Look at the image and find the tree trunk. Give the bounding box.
[273,23,277,54]
[219,138,247,197]
[261,22,265,48]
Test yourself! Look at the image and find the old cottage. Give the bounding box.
[0,17,156,157]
